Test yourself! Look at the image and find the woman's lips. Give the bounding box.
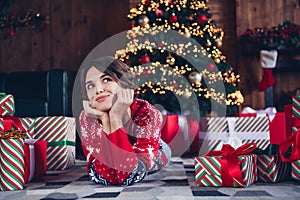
[95,95,108,103]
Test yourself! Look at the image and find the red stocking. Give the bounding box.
[258,50,278,91]
[258,68,275,91]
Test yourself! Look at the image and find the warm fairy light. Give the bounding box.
[117,0,244,107]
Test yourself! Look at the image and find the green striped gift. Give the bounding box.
[292,160,300,180]
[194,154,257,187]
[199,116,270,155]
[18,117,36,137]
[0,93,15,116]
[292,96,300,133]
[257,154,291,182]
[33,116,76,171]
[0,138,25,191]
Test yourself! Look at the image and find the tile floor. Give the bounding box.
[1,157,300,200]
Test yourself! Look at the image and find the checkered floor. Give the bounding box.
[1,157,300,200]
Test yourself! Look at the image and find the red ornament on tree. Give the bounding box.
[144,0,150,5]
[159,41,165,47]
[134,90,141,97]
[208,63,215,71]
[168,0,173,4]
[197,14,207,24]
[140,55,151,64]
[171,82,178,88]
[10,27,15,36]
[155,9,163,17]
[170,13,177,23]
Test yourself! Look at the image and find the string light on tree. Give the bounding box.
[116,0,244,116]
[166,54,176,65]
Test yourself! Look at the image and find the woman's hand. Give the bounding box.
[109,88,134,132]
[110,88,134,116]
[83,100,108,120]
[83,100,111,133]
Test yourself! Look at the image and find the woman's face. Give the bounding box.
[85,66,120,112]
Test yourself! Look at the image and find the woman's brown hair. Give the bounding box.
[79,56,136,100]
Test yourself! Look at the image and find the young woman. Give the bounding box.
[79,56,171,186]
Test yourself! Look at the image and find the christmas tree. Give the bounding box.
[115,0,244,117]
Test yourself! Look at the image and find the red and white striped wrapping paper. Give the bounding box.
[292,96,300,133]
[32,116,76,171]
[257,154,291,183]
[292,160,300,181]
[18,117,36,137]
[0,138,25,191]
[194,154,257,187]
[199,116,270,155]
[0,94,14,116]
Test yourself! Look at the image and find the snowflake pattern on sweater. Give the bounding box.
[79,99,169,185]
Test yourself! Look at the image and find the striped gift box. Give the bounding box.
[292,96,300,133]
[199,116,270,155]
[257,154,291,182]
[33,116,76,171]
[0,138,25,191]
[18,117,36,137]
[0,94,15,116]
[194,154,257,187]
[292,160,300,180]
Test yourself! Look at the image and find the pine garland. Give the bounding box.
[0,0,50,38]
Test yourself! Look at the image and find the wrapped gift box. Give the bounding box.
[292,96,300,133]
[292,160,300,180]
[33,116,76,171]
[5,116,76,171]
[0,93,15,116]
[257,154,291,182]
[0,138,25,191]
[194,153,257,187]
[279,128,300,181]
[240,107,287,145]
[268,112,287,145]
[285,104,294,137]
[161,114,200,156]
[24,139,47,183]
[199,116,270,155]
[0,137,47,191]
[18,117,36,136]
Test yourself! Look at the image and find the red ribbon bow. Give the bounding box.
[2,115,26,131]
[206,143,257,187]
[0,118,12,131]
[279,129,300,162]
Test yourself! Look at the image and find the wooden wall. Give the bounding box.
[2,0,300,111]
[0,0,129,72]
[236,0,300,110]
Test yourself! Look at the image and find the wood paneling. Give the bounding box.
[0,0,129,72]
[236,0,300,110]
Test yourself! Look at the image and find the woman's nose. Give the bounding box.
[95,84,104,94]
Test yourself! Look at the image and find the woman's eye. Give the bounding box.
[86,83,94,90]
[102,77,112,83]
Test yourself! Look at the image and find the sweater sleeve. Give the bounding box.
[130,103,167,171]
[79,111,139,185]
